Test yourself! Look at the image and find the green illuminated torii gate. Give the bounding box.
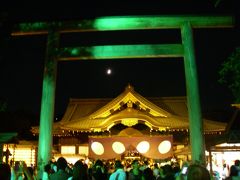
[12,15,234,178]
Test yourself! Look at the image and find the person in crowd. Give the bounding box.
[109,160,126,180]
[152,163,160,179]
[50,161,57,173]
[187,164,211,180]
[83,163,89,179]
[160,164,175,180]
[42,164,52,180]
[91,159,107,180]
[225,164,240,180]
[49,157,70,180]
[68,160,88,180]
[24,166,36,180]
[11,161,34,180]
[172,163,181,179]
[88,166,93,180]
[142,167,154,180]
[11,161,23,179]
[222,163,229,180]
[0,163,11,180]
[107,163,115,178]
[139,161,148,172]
[234,160,240,177]
[125,163,132,173]
[65,163,73,176]
[128,159,143,180]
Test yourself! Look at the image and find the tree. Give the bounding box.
[218,47,240,103]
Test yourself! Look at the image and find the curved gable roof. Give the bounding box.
[31,85,227,134]
[90,84,171,119]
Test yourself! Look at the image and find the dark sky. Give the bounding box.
[0,0,239,123]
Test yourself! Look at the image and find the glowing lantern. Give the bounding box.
[158,140,171,154]
[136,141,150,153]
[91,142,104,155]
[112,141,125,154]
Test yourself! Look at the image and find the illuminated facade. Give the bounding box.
[31,85,226,161]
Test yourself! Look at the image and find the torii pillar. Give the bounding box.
[181,22,205,165]
[37,29,59,179]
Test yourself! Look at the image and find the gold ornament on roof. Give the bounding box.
[121,118,138,127]
[127,100,133,108]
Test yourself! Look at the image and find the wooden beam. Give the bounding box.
[58,44,183,61]
[12,15,234,36]
[211,146,240,151]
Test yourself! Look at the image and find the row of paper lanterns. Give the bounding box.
[91,140,171,155]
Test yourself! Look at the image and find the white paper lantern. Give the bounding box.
[112,141,125,154]
[136,141,150,153]
[91,142,104,155]
[158,140,171,154]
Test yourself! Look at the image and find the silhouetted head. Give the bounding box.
[229,165,239,177]
[235,160,240,166]
[0,163,11,180]
[57,157,68,171]
[114,160,123,169]
[143,167,154,179]
[73,160,88,180]
[132,159,139,169]
[187,164,210,180]
[44,164,51,173]
[95,159,103,167]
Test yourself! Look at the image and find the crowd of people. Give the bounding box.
[1,157,240,180]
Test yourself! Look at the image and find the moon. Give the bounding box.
[106,68,112,75]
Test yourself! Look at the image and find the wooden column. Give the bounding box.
[209,148,213,175]
[181,21,206,165]
[37,28,59,179]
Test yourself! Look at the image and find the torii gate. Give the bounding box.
[12,15,234,178]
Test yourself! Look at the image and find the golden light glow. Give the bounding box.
[90,90,168,119]
[216,143,240,147]
[121,118,138,127]
[54,155,86,165]
[91,142,104,155]
[3,144,35,167]
[158,140,171,154]
[107,123,115,130]
[78,146,89,155]
[92,128,102,132]
[144,121,153,129]
[136,141,150,154]
[61,146,76,154]
[159,127,167,131]
[112,141,125,154]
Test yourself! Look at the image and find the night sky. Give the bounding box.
[0,0,238,126]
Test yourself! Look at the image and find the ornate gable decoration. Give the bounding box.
[90,85,171,119]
